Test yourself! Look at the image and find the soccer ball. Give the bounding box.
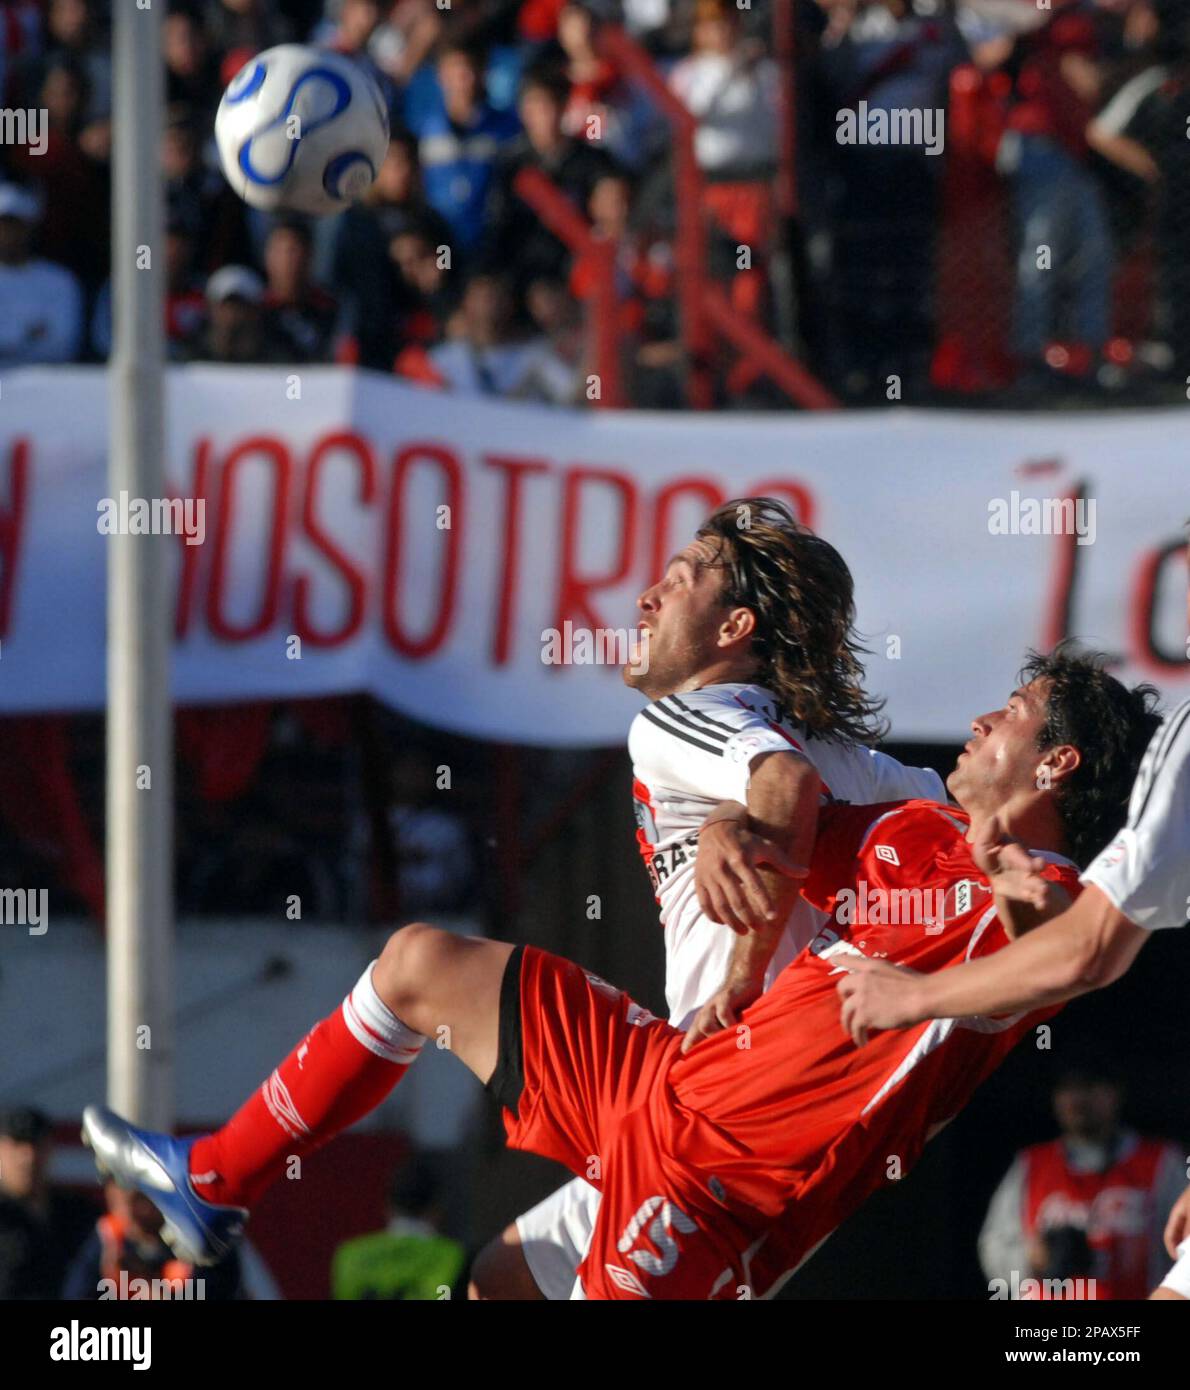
[214,44,390,216]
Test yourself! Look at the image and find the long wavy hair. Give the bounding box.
[695,497,889,744]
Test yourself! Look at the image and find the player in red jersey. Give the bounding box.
[82,649,1159,1298]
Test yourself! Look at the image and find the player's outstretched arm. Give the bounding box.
[1164,1183,1190,1260]
[683,753,818,1053]
[836,884,1149,1045]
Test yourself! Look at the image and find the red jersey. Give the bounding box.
[1021,1136,1180,1300]
[502,798,1082,1298]
[663,799,1082,1296]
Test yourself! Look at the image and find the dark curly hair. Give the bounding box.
[695,497,888,744]
[1021,646,1163,867]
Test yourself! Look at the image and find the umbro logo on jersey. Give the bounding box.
[604,1264,651,1298]
[874,844,900,865]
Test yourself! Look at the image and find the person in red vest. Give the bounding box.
[62,1179,244,1300]
[978,1059,1183,1300]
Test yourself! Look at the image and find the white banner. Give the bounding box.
[0,367,1185,745]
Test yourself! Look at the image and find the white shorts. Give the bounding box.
[513,1175,602,1300]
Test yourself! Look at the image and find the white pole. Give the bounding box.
[106,0,173,1127]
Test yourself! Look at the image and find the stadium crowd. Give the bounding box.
[1,0,1189,404]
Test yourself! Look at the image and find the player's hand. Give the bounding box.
[970,815,1050,909]
[836,956,927,1047]
[695,820,808,935]
[1164,1183,1190,1259]
[681,978,762,1054]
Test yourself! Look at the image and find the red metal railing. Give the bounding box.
[598,24,714,409]
[598,22,836,410]
[512,164,623,409]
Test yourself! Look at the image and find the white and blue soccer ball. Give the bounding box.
[214,44,390,216]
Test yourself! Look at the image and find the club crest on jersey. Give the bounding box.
[944,878,990,922]
[723,731,767,765]
[874,844,900,866]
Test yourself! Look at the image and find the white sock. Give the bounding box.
[342,960,426,1065]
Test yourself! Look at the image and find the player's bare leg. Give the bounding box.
[82,922,513,1264]
[370,922,513,1083]
[468,1224,545,1301]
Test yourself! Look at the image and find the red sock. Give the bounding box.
[189,962,423,1208]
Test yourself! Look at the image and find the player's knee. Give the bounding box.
[373,921,450,1024]
[467,1228,542,1301]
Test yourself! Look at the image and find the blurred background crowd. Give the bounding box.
[3,0,1190,406]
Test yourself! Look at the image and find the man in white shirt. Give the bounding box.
[837,574,1190,1300]
[0,183,82,365]
[469,496,943,1299]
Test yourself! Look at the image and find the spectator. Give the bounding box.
[6,50,109,288]
[163,105,251,273]
[1087,5,1190,373]
[387,747,481,912]
[91,209,211,360]
[407,40,520,255]
[484,64,616,290]
[667,0,778,178]
[185,263,291,363]
[331,1154,466,1300]
[557,2,659,171]
[324,133,454,368]
[164,3,223,125]
[0,0,41,110]
[807,0,965,400]
[425,270,578,401]
[0,183,83,364]
[390,219,463,366]
[0,1106,95,1300]
[978,1061,1184,1300]
[63,1179,244,1300]
[204,0,292,56]
[263,217,341,360]
[12,0,111,132]
[525,270,585,378]
[977,5,1114,379]
[322,0,399,118]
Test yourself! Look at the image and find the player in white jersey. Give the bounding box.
[468,498,943,1300]
[630,681,944,1028]
[837,693,1190,1298]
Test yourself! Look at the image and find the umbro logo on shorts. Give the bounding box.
[874,844,900,865]
[604,1263,651,1298]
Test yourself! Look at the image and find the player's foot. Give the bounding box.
[81,1104,247,1266]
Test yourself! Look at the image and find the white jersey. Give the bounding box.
[1081,698,1190,931]
[628,681,947,1025]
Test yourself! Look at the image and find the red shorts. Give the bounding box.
[488,945,779,1300]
